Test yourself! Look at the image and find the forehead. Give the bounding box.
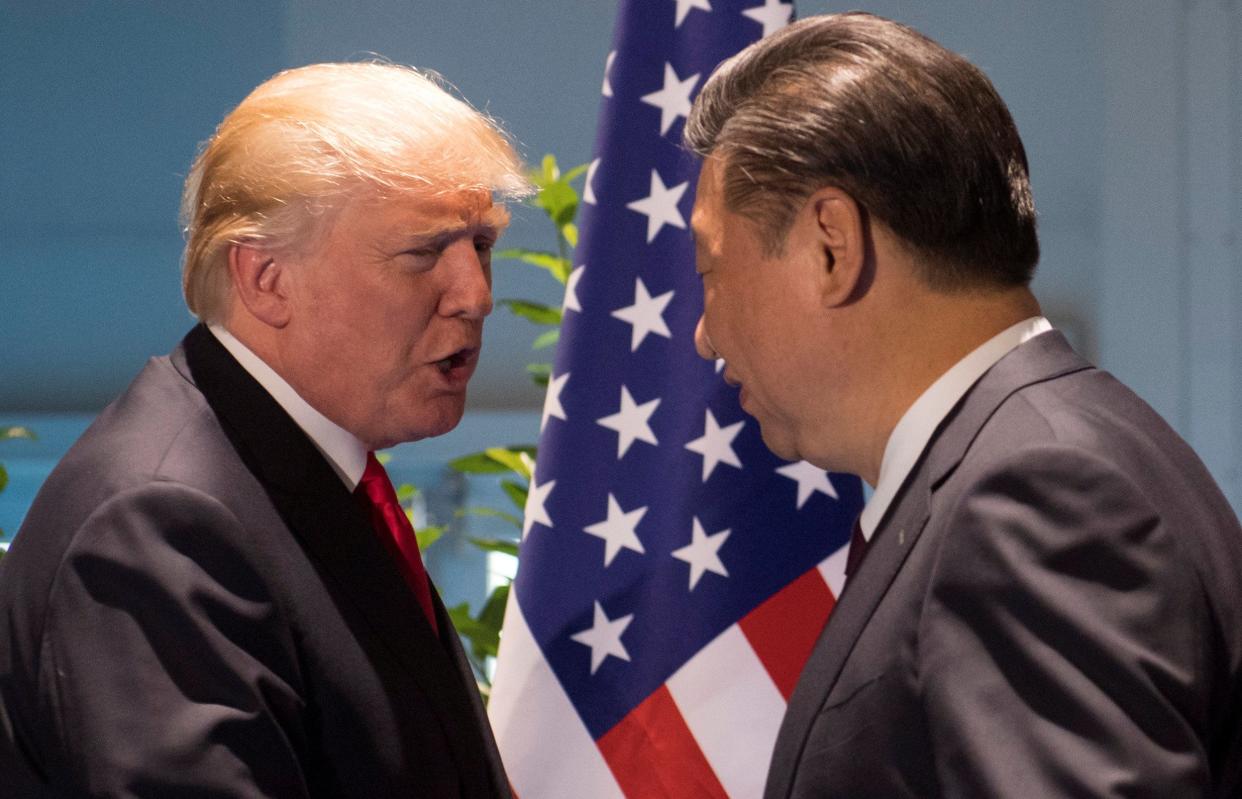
[691,156,726,238]
[332,188,508,241]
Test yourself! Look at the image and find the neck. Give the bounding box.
[851,285,1040,485]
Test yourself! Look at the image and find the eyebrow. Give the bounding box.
[400,206,511,247]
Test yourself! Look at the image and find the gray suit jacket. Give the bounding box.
[766,331,1242,798]
[0,325,511,797]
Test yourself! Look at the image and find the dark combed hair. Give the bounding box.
[684,12,1039,291]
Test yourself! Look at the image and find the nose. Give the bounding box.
[694,315,717,361]
[440,240,494,320]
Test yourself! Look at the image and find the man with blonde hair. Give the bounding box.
[0,62,526,797]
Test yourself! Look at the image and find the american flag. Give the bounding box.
[489,2,863,796]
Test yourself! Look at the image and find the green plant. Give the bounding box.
[0,425,37,561]
[421,155,585,693]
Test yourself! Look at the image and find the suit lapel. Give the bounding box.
[766,471,931,799]
[436,591,513,797]
[180,325,503,797]
[765,331,1093,799]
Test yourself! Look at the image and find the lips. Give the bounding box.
[435,346,479,371]
[432,346,480,387]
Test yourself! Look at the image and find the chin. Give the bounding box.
[758,425,800,463]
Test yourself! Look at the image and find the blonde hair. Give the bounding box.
[180,61,529,321]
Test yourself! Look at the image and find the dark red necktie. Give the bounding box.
[844,517,869,581]
[357,452,439,635]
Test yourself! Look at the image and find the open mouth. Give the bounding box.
[435,347,477,374]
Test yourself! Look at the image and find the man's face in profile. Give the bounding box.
[690,157,828,463]
[279,189,508,449]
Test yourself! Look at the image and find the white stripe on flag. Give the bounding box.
[666,624,787,799]
[819,544,849,599]
[489,597,624,799]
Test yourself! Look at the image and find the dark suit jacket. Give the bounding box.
[766,331,1242,798]
[0,325,511,797]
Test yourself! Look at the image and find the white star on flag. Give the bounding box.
[674,0,712,28]
[584,493,648,567]
[776,460,839,509]
[672,517,731,590]
[541,372,569,431]
[641,63,701,136]
[626,169,689,243]
[742,0,793,37]
[685,408,744,481]
[523,474,556,539]
[597,385,661,458]
[611,277,674,351]
[571,601,635,675]
[602,50,617,97]
[564,265,584,313]
[582,158,600,205]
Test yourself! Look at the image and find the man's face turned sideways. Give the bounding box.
[690,157,832,465]
[279,189,507,450]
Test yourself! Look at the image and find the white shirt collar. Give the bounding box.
[858,316,1053,540]
[207,324,368,491]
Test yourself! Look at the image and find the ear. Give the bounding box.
[227,243,292,328]
[807,187,869,308]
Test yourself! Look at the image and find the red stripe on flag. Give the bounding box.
[598,684,728,798]
[739,568,836,700]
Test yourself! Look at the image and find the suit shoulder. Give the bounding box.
[976,367,1223,502]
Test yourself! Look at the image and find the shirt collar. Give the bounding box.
[858,316,1053,540]
[208,324,368,491]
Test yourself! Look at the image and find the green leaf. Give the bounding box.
[478,583,510,633]
[535,180,579,227]
[415,525,444,551]
[396,483,417,502]
[532,329,560,351]
[457,505,523,530]
[495,248,571,283]
[561,223,579,248]
[447,601,501,661]
[561,163,589,182]
[446,601,473,630]
[500,479,528,511]
[526,362,551,387]
[449,452,512,474]
[375,451,394,466]
[0,463,6,493]
[470,537,520,558]
[539,154,560,183]
[500,299,562,326]
[484,447,531,480]
[0,426,36,441]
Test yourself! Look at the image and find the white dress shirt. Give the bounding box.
[208,325,368,491]
[858,316,1054,541]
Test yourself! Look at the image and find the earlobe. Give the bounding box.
[227,243,292,328]
[811,190,869,308]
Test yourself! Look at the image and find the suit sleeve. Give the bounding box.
[918,443,1210,798]
[39,481,312,797]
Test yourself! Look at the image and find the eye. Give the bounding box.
[397,248,440,272]
[474,237,496,255]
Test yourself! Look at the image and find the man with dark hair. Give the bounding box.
[686,13,1242,798]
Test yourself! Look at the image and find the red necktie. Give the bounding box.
[844,517,869,581]
[357,452,439,635]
